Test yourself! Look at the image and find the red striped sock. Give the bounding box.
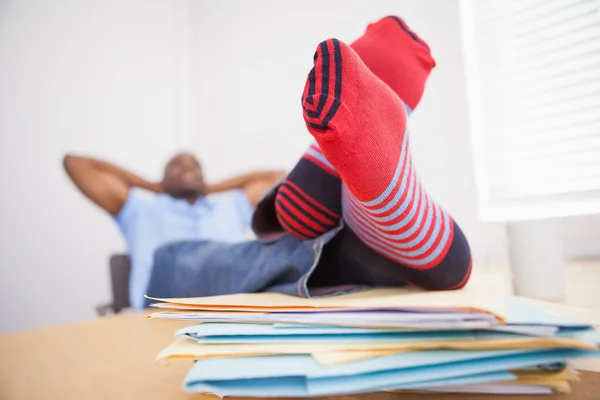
[351,15,435,112]
[275,144,341,239]
[303,38,454,270]
[276,16,435,240]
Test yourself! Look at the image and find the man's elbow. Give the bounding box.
[62,154,75,172]
[62,154,86,176]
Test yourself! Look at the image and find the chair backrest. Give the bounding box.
[109,254,131,313]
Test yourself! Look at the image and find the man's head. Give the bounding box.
[162,153,206,199]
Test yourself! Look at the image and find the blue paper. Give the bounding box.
[186,376,307,398]
[507,298,590,328]
[194,330,526,344]
[186,349,535,380]
[398,370,515,390]
[307,349,599,396]
[175,323,403,337]
[184,349,600,397]
[185,370,515,397]
[178,323,598,345]
[177,324,533,344]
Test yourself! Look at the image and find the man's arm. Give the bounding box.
[207,170,286,205]
[63,154,163,216]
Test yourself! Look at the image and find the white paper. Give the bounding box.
[421,383,553,394]
[147,310,497,329]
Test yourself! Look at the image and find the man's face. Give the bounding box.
[163,153,206,198]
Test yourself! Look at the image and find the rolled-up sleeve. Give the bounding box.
[115,189,146,240]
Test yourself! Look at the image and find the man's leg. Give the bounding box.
[275,16,435,239]
[302,38,471,290]
[144,236,317,305]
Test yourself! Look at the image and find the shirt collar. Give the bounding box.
[162,194,215,213]
[193,195,215,209]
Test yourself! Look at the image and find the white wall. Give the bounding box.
[560,215,600,260]
[0,0,185,333]
[2,0,597,333]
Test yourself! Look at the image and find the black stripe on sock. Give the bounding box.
[275,197,323,237]
[306,121,326,130]
[308,63,316,98]
[316,40,330,116]
[306,66,316,105]
[320,39,343,128]
[278,186,331,232]
[387,16,430,52]
[304,52,319,106]
[305,41,331,119]
[285,158,342,217]
[275,198,310,239]
[277,210,309,239]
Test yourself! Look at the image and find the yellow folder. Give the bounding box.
[147,273,506,319]
[157,334,597,362]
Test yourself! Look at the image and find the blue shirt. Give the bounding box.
[116,189,254,309]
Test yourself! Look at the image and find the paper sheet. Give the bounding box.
[414,369,576,395]
[506,297,592,328]
[515,296,600,326]
[175,323,412,337]
[157,332,599,361]
[148,311,498,329]
[147,274,506,319]
[312,350,584,368]
[184,367,515,397]
[147,298,592,338]
[406,383,557,395]
[513,365,580,382]
[393,367,579,394]
[182,349,539,381]
[176,323,527,344]
[182,330,581,346]
[312,349,403,365]
[183,348,600,397]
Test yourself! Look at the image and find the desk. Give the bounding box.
[1,312,599,400]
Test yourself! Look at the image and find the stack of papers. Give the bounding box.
[148,277,600,397]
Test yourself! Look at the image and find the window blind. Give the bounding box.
[459,0,600,220]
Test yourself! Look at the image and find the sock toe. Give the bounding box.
[302,39,346,132]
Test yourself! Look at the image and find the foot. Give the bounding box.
[302,38,409,203]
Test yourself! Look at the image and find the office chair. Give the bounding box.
[96,254,131,316]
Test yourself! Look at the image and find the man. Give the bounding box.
[63,152,284,308]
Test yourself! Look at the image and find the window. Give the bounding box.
[459,0,600,220]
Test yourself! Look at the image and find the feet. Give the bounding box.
[274,19,436,242]
[303,38,454,271]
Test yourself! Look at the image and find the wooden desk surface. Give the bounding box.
[1,312,599,400]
